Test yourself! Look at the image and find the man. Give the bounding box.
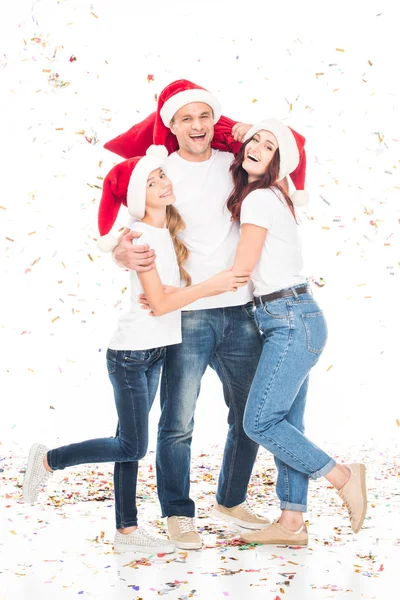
[107,80,270,549]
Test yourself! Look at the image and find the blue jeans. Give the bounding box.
[156,305,262,517]
[243,287,336,512]
[47,347,164,528]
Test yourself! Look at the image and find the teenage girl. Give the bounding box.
[23,146,249,553]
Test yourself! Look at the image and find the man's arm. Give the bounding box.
[112,229,156,271]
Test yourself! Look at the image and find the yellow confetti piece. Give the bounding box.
[321,226,330,230]
[91,11,99,18]
[121,287,127,294]
[30,257,41,266]
[28,231,36,235]
[396,419,400,427]
[6,237,14,242]
[326,365,333,372]
[55,127,64,131]
[88,254,94,262]
[252,99,258,103]
[52,316,60,323]
[10,530,16,535]
[75,130,86,135]
[315,72,324,77]
[333,88,339,92]
[336,48,345,52]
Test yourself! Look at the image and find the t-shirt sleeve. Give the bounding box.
[240,188,282,230]
[130,222,153,248]
[130,222,169,257]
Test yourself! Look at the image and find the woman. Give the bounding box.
[226,120,367,545]
[22,146,250,553]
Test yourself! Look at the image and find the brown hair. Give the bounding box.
[166,205,192,286]
[226,138,296,221]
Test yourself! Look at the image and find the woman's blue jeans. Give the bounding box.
[243,287,336,512]
[47,347,164,529]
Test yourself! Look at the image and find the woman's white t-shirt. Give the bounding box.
[108,221,182,351]
[240,188,307,296]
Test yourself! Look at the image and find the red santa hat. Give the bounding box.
[244,119,309,206]
[104,79,222,158]
[97,145,168,252]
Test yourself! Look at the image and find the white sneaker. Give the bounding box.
[114,527,175,554]
[23,443,52,504]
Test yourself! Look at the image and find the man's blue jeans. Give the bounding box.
[47,347,164,529]
[156,305,262,517]
[243,287,335,512]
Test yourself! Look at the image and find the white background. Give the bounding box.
[0,0,399,458]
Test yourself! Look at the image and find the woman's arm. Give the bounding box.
[138,268,250,317]
[232,224,267,272]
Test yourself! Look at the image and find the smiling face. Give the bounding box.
[169,102,214,162]
[242,129,279,182]
[145,168,175,208]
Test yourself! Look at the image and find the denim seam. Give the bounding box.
[213,352,241,506]
[280,500,307,512]
[258,433,320,475]
[254,324,293,434]
[157,365,168,517]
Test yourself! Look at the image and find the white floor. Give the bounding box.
[1,438,399,600]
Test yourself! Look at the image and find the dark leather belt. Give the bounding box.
[253,285,311,306]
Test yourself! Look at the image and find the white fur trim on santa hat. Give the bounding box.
[291,190,309,207]
[127,151,167,220]
[97,234,118,253]
[160,89,222,126]
[244,119,299,181]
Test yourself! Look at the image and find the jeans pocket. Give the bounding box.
[123,348,163,364]
[106,349,117,375]
[243,301,256,320]
[301,311,328,354]
[262,299,290,319]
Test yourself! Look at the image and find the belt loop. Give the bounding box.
[291,286,299,299]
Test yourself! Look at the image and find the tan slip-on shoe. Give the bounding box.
[240,521,308,546]
[167,516,202,550]
[211,500,271,530]
[336,463,367,533]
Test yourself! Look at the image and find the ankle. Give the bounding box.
[43,454,53,473]
[278,511,304,531]
[118,526,137,535]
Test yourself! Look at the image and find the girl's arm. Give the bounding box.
[138,268,250,317]
[232,224,267,273]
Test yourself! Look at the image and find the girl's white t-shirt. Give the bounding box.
[240,188,307,296]
[108,221,182,351]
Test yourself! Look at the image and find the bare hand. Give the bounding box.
[207,269,251,294]
[113,230,156,271]
[232,122,253,143]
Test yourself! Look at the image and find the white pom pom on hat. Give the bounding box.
[244,118,309,206]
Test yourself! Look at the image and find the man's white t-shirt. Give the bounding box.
[163,149,252,310]
[109,221,182,350]
[240,188,307,296]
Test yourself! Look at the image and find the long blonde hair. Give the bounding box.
[166,205,191,286]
